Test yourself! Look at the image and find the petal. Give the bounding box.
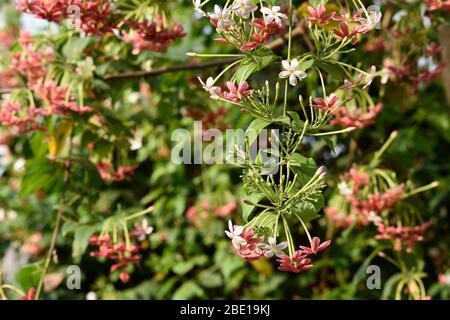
[318,240,331,251]
[294,70,307,79]
[228,220,233,232]
[281,60,291,71]
[234,225,244,235]
[279,71,290,78]
[290,58,299,70]
[277,241,288,250]
[260,7,271,15]
[289,75,297,86]
[237,81,249,92]
[226,81,237,92]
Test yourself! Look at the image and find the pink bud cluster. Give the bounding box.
[96,162,138,182]
[225,221,331,273]
[375,222,432,252]
[10,32,55,87]
[330,103,383,128]
[0,101,46,134]
[426,0,450,12]
[186,200,237,224]
[122,18,186,54]
[17,0,116,35]
[89,226,149,284]
[307,5,379,45]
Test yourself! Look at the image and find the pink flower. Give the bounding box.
[123,18,185,53]
[17,0,65,23]
[277,250,313,273]
[222,81,253,103]
[96,162,138,182]
[331,103,383,128]
[233,228,264,260]
[307,4,335,25]
[21,288,36,300]
[215,202,237,217]
[299,237,331,255]
[119,272,130,284]
[131,218,154,241]
[334,22,361,44]
[311,95,340,112]
[375,222,432,252]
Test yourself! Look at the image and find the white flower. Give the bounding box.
[198,76,221,99]
[225,220,247,249]
[367,211,382,225]
[363,65,377,89]
[86,291,97,300]
[193,0,207,16]
[358,10,382,31]
[279,59,307,86]
[231,0,257,19]
[208,5,236,31]
[260,5,287,26]
[259,237,287,258]
[338,181,353,197]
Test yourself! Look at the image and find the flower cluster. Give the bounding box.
[123,18,186,54]
[10,32,55,87]
[225,221,331,273]
[375,222,432,252]
[182,106,229,138]
[306,4,382,45]
[203,3,286,52]
[89,219,153,283]
[17,0,116,35]
[330,103,383,128]
[186,200,237,224]
[96,162,138,183]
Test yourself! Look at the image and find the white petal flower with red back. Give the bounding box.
[279,59,307,86]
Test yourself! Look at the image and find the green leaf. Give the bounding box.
[72,225,99,257]
[172,261,195,275]
[197,271,223,288]
[246,118,271,146]
[289,153,318,185]
[172,281,205,299]
[242,193,265,222]
[233,48,277,83]
[287,111,305,132]
[17,263,42,292]
[290,193,324,223]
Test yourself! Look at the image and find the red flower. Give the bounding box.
[233,228,264,261]
[299,237,331,255]
[277,250,313,273]
[307,4,335,25]
[222,81,253,103]
[311,95,340,112]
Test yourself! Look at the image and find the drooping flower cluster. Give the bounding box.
[375,222,432,252]
[306,4,382,45]
[203,3,286,52]
[89,220,153,283]
[330,103,383,128]
[225,221,331,273]
[96,162,138,183]
[186,200,237,224]
[10,31,55,87]
[16,0,116,35]
[122,18,186,54]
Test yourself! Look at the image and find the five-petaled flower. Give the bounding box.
[299,237,331,255]
[198,76,222,99]
[225,220,247,248]
[307,4,335,25]
[259,237,288,258]
[222,81,253,103]
[279,59,307,86]
[131,218,154,241]
[208,5,235,31]
[312,95,341,112]
[260,6,287,27]
[277,250,314,273]
[231,0,258,19]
